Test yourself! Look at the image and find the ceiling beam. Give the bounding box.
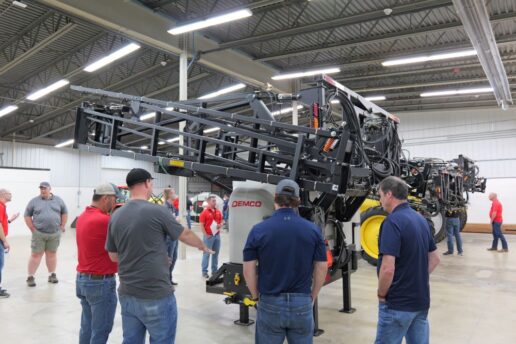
[336,56,516,83]
[254,11,516,62]
[35,0,289,93]
[208,0,453,52]
[354,75,516,93]
[0,22,76,76]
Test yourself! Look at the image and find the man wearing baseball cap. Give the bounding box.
[106,168,212,343]
[24,181,68,287]
[243,179,328,344]
[76,183,119,344]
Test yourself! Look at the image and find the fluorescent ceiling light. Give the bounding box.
[198,83,246,99]
[0,105,18,118]
[54,139,74,148]
[365,96,386,101]
[382,49,477,67]
[168,9,252,35]
[166,137,181,143]
[84,43,141,72]
[141,145,148,149]
[140,107,174,121]
[420,87,493,97]
[272,68,340,80]
[140,112,156,121]
[204,127,220,134]
[158,141,165,145]
[271,105,303,116]
[26,79,69,101]
[12,1,27,8]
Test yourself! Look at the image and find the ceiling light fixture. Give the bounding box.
[382,49,477,67]
[84,43,141,72]
[0,105,18,118]
[271,105,304,116]
[365,96,387,101]
[12,1,27,8]
[198,83,246,99]
[140,112,156,121]
[271,68,340,80]
[54,139,74,148]
[420,87,493,97]
[26,79,69,101]
[168,9,252,35]
[166,137,181,143]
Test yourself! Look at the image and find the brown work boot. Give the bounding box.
[48,273,58,284]
[486,248,497,251]
[26,276,36,287]
[499,249,509,253]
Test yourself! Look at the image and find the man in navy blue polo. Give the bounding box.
[243,179,328,344]
[375,176,441,344]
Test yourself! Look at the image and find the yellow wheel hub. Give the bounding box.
[360,214,386,259]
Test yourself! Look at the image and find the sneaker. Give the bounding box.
[499,249,509,253]
[0,289,10,298]
[48,273,58,284]
[487,248,498,251]
[443,252,453,256]
[202,273,209,279]
[26,276,36,287]
[458,252,463,256]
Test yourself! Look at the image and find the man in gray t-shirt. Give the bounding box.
[24,181,68,287]
[106,168,211,343]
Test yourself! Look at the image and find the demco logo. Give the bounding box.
[232,200,262,208]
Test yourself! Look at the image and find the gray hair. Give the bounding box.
[379,176,408,200]
[0,188,9,195]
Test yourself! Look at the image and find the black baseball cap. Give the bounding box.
[275,179,300,197]
[126,168,154,187]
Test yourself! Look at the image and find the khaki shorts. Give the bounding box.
[31,230,61,253]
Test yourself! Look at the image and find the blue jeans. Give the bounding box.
[375,303,429,344]
[0,241,4,288]
[76,274,117,344]
[492,222,508,250]
[166,238,178,280]
[186,212,192,230]
[119,293,177,344]
[256,293,313,344]
[446,217,463,254]
[201,234,220,275]
[223,209,229,222]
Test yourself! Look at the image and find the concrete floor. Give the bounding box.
[0,229,515,344]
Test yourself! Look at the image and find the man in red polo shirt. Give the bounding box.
[487,192,508,252]
[0,188,20,298]
[76,184,118,344]
[200,195,223,278]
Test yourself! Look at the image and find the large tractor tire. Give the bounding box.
[431,210,446,243]
[360,206,388,266]
[459,210,468,232]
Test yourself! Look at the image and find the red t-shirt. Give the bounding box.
[199,207,222,236]
[490,199,503,223]
[76,206,118,275]
[0,202,8,236]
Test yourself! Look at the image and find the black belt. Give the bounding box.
[78,273,116,280]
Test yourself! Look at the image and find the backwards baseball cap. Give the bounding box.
[126,168,154,187]
[275,179,300,197]
[39,181,51,188]
[94,183,117,196]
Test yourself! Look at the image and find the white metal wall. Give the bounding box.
[0,141,178,236]
[397,106,516,224]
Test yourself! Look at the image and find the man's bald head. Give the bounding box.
[489,192,498,201]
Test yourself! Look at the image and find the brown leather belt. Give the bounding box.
[78,273,115,280]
